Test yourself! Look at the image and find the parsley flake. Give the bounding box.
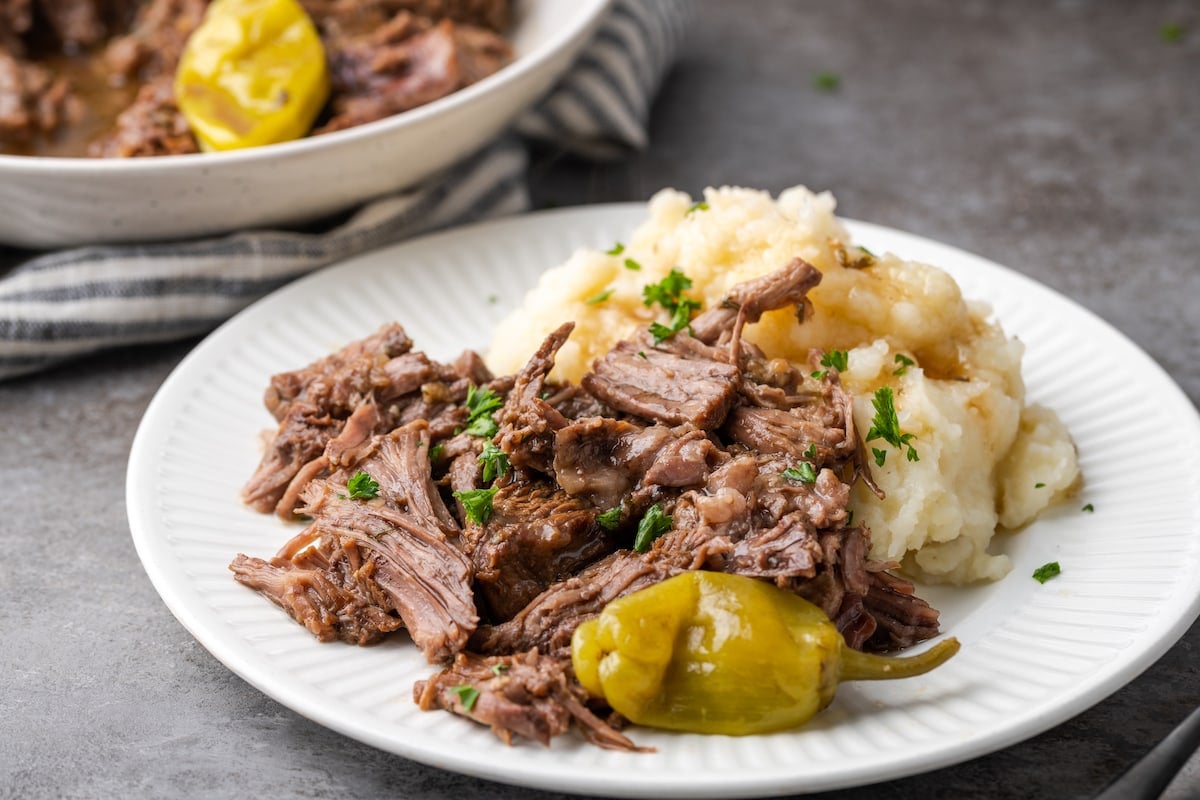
[429,443,445,462]
[585,289,614,306]
[1161,22,1185,42]
[624,257,642,271]
[596,506,623,531]
[872,447,887,467]
[893,353,916,376]
[782,462,818,484]
[643,269,701,343]
[686,201,709,215]
[448,685,480,712]
[487,294,498,305]
[478,441,511,482]
[814,71,840,92]
[1035,482,1045,489]
[606,242,626,256]
[804,443,817,459]
[633,503,672,553]
[1082,503,1095,513]
[454,487,499,525]
[866,387,919,463]
[346,471,380,500]
[1032,561,1061,584]
[813,349,849,378]
[464,384,503,438]
[490,663,508,676]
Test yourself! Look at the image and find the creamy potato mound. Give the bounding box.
[488,186,1079,584]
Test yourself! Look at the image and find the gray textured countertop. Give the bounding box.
[3,2,1198,798]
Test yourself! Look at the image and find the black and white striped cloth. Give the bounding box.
[0,0,689,381]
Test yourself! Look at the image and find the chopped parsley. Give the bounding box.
[596,506,623,531]
[872,447,887,468]
[1032,561,1061,584]
[478,441,511,482]
[893,353,916,376]
[464,384,503,438]
[782,462,817,484]
[454,486,499,525]
[346,471,380,500]
[606,242,626,256]
[448,685,480,712]
[832,241,876,269]
[1082,503,1095,513]
[487,294,498,305]
[428,443,445,462]
[624,257,642,271]
[643,269,701,344]
[585,289,614,305]
[803,443,817,459]
[1035,482,1046,489]
[813,71,840,92]
[637,351,648,360]
[633,503,672,553]
[846,510,854,527]
[812,349,848,379]
[490,663,508,676]
[865,387,919,464]
[1161,22,1185,42]
[686,201,709,215]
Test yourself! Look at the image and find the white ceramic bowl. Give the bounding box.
[0,0,610,249]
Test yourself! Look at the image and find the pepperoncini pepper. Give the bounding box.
[571,571,959,736]
[175,0,330,151]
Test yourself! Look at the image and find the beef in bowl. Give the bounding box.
[0,0,513,158]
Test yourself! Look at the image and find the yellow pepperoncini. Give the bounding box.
[175,0,330,151]
[571,571,959,735]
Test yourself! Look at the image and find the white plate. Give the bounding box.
[127,204,1200,798]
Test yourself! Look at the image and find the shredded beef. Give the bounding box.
[0,52,83,145]
[234,257,947,750]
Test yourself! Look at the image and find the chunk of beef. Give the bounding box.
[0,52,83,145]
[303,0,512,37]
[102,0,207,83]
[470,480,620,621]
[234,421,477,662]
[414,649,643,750]
[863,569,941,651]
[582,340,741,429]
[688,257,823,347]
[36,0,119,49]
[87,75,198,157]
[473,551,685,657]
[315,13,511,135]
[495,323,573,474]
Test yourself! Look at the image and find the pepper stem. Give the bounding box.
[840,637,960,681]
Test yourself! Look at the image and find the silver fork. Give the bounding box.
[1095,705,1200,799]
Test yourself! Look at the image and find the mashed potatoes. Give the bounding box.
[488,186,1079,584]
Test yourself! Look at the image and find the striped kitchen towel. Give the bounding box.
[0,0,690,381]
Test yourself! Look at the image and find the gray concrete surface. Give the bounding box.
[3,1,1199,798]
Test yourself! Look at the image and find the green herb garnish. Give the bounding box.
[1161,22,1185,42]
[464,384,504,438]
[812,349,849,379]
[478,441,511,482]
[642,269,693,309]
[872,447,887,468]
[866,387,919,463]
[782,462,818,484]
[346,471,380,500]
[624,257,642,271]
[448,685,480,712]
[1035,482,1045,489]
[803,443,817,459]
[586,289,614,306]
[813,71,840,92]
[1082,503,1095,512]
[893,353,916,376]
[596,506,622,531]
[490,663,508,676]
[686,201,709,215]
[454,487,499,525]
[633,503,672,553]
[1032,561,1061,584]
[606,242,626,256]
[429,443,445,462]
[648,300,701,344]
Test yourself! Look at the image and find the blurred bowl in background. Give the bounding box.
[0,0,610,249]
